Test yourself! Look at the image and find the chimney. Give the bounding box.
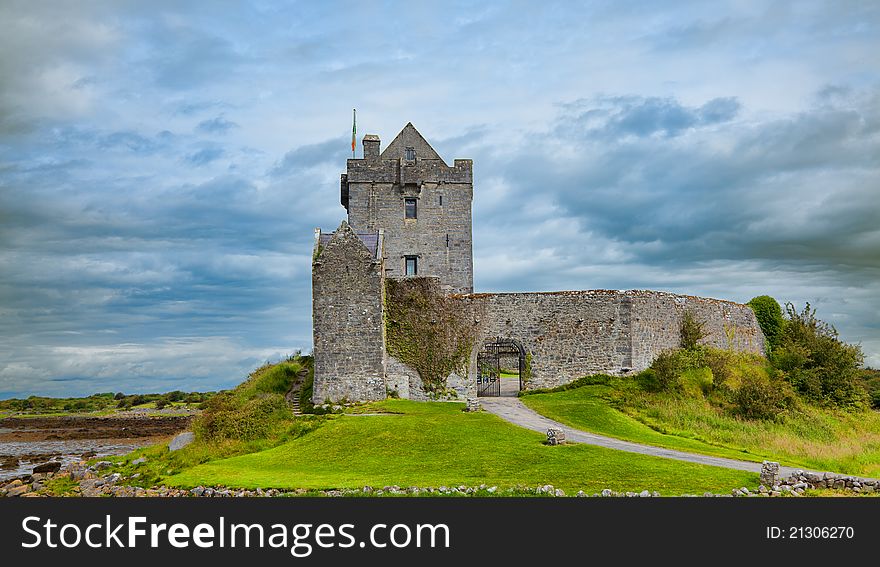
[363,134,380,160]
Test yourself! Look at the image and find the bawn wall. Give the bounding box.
[452,289,765,393]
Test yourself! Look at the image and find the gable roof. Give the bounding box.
[319,230,380,259]
[380,122,445,164]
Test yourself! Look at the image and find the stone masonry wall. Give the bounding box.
[453,289,764,392]
[629,291,765,371]
[311,223,386,403]
[344,125,474,294]
[458,291,634,391]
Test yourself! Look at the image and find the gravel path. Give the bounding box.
[480,397,801,476]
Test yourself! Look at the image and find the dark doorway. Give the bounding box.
[476,338,526,397]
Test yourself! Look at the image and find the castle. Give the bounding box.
[311,123,765,403]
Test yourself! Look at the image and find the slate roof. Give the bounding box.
[319,231,380,258]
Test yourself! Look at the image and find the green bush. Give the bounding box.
[747,295,786,350]
[862,368,880,409]
[703,349,733,389]
[680,367,713,398]
[194,393,291,441]
[650,350,682,392]
[773,303,867,409]
[733,371,795,421]
[680,311,707,351]
[191,359,304,441]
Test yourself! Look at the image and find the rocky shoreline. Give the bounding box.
[2,459,877,498]
[0,414,193,482]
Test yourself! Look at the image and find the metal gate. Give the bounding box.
[476,338,525,397]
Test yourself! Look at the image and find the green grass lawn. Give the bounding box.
[522,386,772,463]
[521,383,880,477]
[166,399,756,494]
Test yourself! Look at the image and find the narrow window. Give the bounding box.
[405,197,417,219]
[405,146,415,160]
[439,195,443,206]
[405,256,418,276]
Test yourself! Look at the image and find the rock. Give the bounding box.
[639,490,650,497]
[601,489,613,497]
[576,491,586,497]
[104,473,121,485]
[91,461,113,471]
[546,428,566,445]
[7,484,31,497]
[32,461,61,474]
[487,486,497,493]
[132,457,147,466]
[554,489,565,497]
[169,432,195,451]
[464,397,482,412]
[760,461,781,488]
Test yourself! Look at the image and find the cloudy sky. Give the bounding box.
[1,1,878,397]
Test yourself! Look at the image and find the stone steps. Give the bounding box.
[285,369,309,416]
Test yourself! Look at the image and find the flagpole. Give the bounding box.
[352,108,356,158]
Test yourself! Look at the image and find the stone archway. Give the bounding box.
[476,338,526,397]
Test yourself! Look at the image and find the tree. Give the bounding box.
[748,295,785,350]
[773,303,867,409]
[680,310,707,351]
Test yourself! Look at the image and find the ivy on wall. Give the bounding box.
[385,278,476,394]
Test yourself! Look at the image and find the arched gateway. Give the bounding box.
[476,338,526,397]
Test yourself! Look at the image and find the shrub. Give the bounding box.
[862,368,880,409]
[193,393,291,441]
[191,359,305,441]
[747,295,786,350]
[680,311,707,351]
[650,350,682,392]
[733,371,795,421]
[704,349,733,389]
[680,367,713,398]
[774,303,867,409]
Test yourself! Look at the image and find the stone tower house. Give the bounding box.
[341,123,473,294]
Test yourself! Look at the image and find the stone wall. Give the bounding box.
[385,355,471,401]
[629,291,765,371]
[311,223,387,403]
[458,291,632,390]
[454,289,765,392]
